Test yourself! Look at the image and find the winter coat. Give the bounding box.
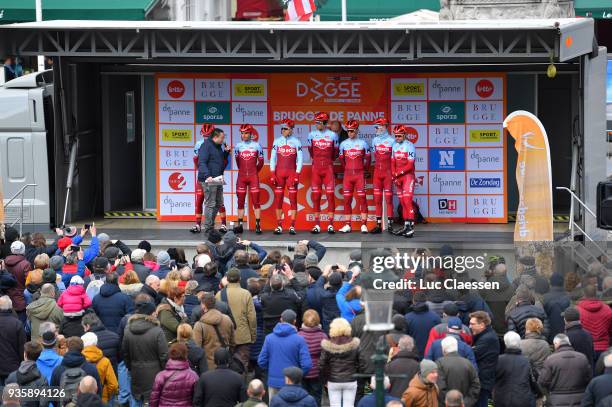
[402,374,439,407]
[149,359,198,407]
[140,283,162,305]
[576,299,612,351]
[581,367,612,407]
[193,308,234,369]
[0,269,17,296]
[385,349,421,398]
[197,137,229,180]
[357,393,400,407]
[157,299,188,343]
[193,269,221,294]
[49,350,102,396]
[182,339,208,375]
[0,310,26,376]
[5,360,50,407]
[297,325,328,379]
[258,322,312,389]
[456,292,492,326]
[216,282,257,345]
[481,274,515,335]
[566,322,595,368]
[538,344,592,407]
[122,313,169,400]
[66,392,104,407]
[260,287,302,335]
[132,262,152,283]
[119,282,143,299]
[543,287,571,340]
[57,285,91,314]
[250,296,265,362]
[520,332,552,376]
[237,397,267,407]
[26,295,63,340]
[192,367,246,407]
[425,334,478,370]
[351,310,388,374]
[4,254,31,311]
[507,300,550,338]
[472,325,500,391]
[437,352,481,407]
[82,345,118,403]
[405,302,441,357]
[494,348,537,407]
[88,323,120,371]
[270,384,318,407]
[424,318,473,355]
[60,314,85,337]
[92,283,134,333]
[336,282,362,322]
[314,276,341,333]
[234,264,260,290]
[319,336,361,382]
[36,348,63,384]
[183,294,199,320]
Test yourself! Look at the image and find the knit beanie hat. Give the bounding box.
[420,359,438,379]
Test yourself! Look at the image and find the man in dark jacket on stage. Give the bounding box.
[469,310,499,407]
[197,128,229,234]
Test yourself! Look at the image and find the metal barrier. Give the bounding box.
[3,184,37,237]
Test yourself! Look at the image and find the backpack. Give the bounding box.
[212,324,245,375]
[59,366,86,406]
[220,288,237,329]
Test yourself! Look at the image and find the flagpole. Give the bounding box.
[341,0,347,21]
[36,0,44,72]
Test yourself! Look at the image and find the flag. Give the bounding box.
[285,0,316,21]
[503,110,553,242]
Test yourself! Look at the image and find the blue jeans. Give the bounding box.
[477,389,491,407]
[118,361,132,404]
[303,378,323,406]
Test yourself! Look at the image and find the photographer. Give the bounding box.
[314,264,346,334]
[260,264,302,335]
[292,240,327,274]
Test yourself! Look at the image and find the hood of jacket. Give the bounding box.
[411,302,429,313]
[66,284,85,296]
[62,351,87,368]
[127,313,160,335]
[100,283,121,297]
[82,346,103,364]
[273,322,297,337]
[164,359,190,371]
[16,360,41,385]
[578,299,604,312]
[120,283,143,295]
[321,337,360,354]
[75,393,104,407]
[277,385,311,403]
[26,296,59,319]
[409,374,435,391]
[4,254,26,267]
[38,349,62,367]
[201,308,224,326]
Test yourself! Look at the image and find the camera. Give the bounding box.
[70,245,80,252]
[287,245,295,252]
[84,224,91,230]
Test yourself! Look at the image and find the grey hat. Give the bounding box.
[131,248,146,263]
[281,309,297,324]
[304,253,319,268]
[157,250,171,266]
[349,250,362,262]
[420,359,438,378]
[49,255,65,271]
[10,241,25,255]
[563,306,580,322]
[223,231,238,245]
[97,233,110,243]
[42,268,57,284]
[104,246,121,260]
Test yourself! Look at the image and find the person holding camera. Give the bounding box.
[314,264,346,334]
[260,264,302,336]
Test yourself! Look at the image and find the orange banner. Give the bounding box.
[503,111,553,241]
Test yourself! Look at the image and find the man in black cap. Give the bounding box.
[193,348,246,407]
[269,366,317,407]
[563,306,594,368]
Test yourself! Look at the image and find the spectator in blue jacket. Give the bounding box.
[270,366,317,407]
[425,317,478,370]
[197,128,230,234]
[258,309,312,400]
[336,268,363,323]
[91,273,134,333]
[405,291,441,357]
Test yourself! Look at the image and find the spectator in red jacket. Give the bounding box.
[57,276,92,314]
[297,309,328,406]
[424,302,472,356]
[576,285,612,360]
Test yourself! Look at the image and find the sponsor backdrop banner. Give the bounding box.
[155,73,507,225]
[503,111,553,241]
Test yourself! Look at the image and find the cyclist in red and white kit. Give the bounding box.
[270,119,303,235]
[338,120,370,234]
[391,125,417,238]
[369,117,395,234]
[234,124,264,235]
[190,123,228,234]
[307,112,339,234]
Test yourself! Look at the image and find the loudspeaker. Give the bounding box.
[596,179,612,230]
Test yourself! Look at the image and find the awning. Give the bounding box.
[317,0,439,20]
[0,0,159,24]
[574,0,612,19]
